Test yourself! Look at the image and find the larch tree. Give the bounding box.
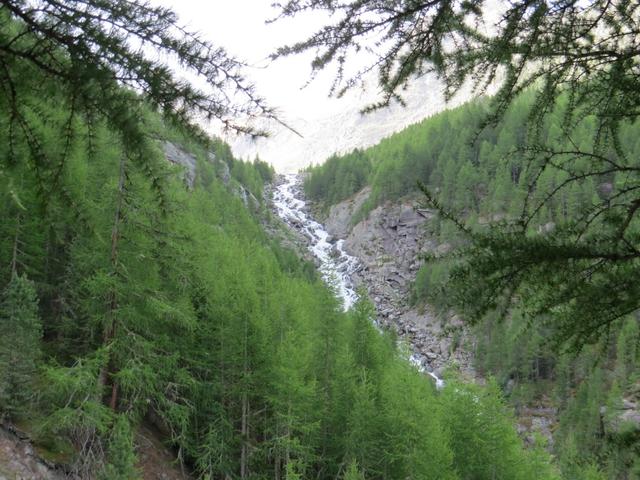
[0,0,277,208]
[0,273,42,417]
[0,0,282,413]
[274,0,640,350]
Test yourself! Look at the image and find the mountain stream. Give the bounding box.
[273,174,443,388]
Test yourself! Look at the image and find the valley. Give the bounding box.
[1,1,639,479]
[271,174,467,384]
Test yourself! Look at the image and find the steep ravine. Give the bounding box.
[272,174,461,383]
[317,182,565,446]
[325,187,476,379]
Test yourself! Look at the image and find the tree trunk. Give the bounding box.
[98,155,126,410]
[240,315,249,479]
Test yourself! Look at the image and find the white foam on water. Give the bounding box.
[273,174,444,388]
[273,174,360,311]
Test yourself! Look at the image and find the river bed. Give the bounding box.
[273,174,443,387]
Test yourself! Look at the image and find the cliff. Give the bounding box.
[322,189,475,378]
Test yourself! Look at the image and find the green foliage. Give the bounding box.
[342,460,365,480]
[303,149,371,211]
[101,416,139,480]
[0,7,562,479]
[301,70,640,480]
[305,90,640,352]
[1,0,275,146]
[410,261,450,308]
[442,379,560,480]
[0,274,42,417]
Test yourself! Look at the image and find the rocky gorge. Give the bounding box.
[270,174,474,381]
[269,174,606,447]
[325,186,475,379]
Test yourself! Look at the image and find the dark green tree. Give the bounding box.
[0,273,42,417]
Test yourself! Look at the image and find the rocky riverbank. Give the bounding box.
[270,174,474,378]
[322,187,475,378]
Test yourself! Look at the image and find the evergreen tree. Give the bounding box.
[0,0,278,220]
[279,0,640,351]
[342,460,365,480]
[0,273,42,417]
[101,415,139,480]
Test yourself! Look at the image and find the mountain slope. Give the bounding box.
[303,94,640,479]
[228,74,478,172]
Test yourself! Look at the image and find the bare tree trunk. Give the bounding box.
[240,315,249,479]
[98,155,126,410]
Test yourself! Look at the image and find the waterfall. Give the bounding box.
[273,173,444,388]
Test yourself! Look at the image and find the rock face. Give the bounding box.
[163,141,197,188]
[324,187,371,239]
[162,143,260,210]
[0,422,194,480]
[323,190,474,376]
[0,425,67,480]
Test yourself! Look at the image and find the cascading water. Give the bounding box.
[273,173,443,388]
[273,174,360,311]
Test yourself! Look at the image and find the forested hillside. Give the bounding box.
[0,8,567,480]
[304,93,640,478]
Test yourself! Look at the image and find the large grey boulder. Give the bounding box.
[324,186,371,238]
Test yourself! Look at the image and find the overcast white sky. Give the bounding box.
[153,1,343,118]
[151,1,475,172]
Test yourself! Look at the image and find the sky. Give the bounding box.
[152,1,476,172]
[154,1,339,116]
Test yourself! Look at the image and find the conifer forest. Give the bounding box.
[0,1,638,479]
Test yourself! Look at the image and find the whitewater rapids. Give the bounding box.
[273,174,443,388]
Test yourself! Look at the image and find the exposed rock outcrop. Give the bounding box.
[0,422,193,480]
[0,424,66,480]
[163,141,197,188]
[516,403,557,448]
[324,187,371,239]
[323,190,474,377]
[162,142,260,211]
